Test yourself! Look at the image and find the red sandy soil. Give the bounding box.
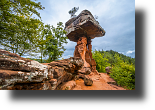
[73,73,126,90]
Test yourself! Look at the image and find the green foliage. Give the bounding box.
[100,50,135,66]
[110,54,135,90]
[0,0,44,56]
[92,50,111,73]
[37,22,68,63]
[0,0,67,62]
[92,50,135,90]
[68,7,79,17]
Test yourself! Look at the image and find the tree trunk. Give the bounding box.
[41,45,43,63]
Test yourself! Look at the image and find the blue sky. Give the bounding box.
[36,0,135,58]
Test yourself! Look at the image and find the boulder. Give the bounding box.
[84,75,93,86]
[49,57,84,88]
[50,57,83,73]
[105,67,112,74]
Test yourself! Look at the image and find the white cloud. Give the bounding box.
[118,52,124,54]
[126,50,135,54]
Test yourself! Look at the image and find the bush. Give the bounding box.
[110,54,135,90]
[92,50,110,73]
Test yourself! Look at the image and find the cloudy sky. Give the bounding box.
[36,0,135,58]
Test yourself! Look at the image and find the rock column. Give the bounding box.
[74,36,90,68]
[73,36,97,74]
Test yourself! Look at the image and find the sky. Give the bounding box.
[36,0,135,58]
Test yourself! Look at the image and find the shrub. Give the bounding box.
[110,54,135,90]
[92,50,110,73]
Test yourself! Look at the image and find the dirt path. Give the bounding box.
[73,73,126,90]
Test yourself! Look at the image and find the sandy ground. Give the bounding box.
[73,73,126,90]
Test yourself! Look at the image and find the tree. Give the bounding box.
[94,15,98,20]
[36,23,48,63]
[68,7,79,18]
[37,22,68,63]
[0,0,44,56]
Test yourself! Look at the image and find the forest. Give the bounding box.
[92,50,135,90]
[0,0,135,90]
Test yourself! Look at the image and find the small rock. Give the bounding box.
[84,75,93,86]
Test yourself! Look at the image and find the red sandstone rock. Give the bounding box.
[0,52,50,89]
[84,75,93,86]
[65,10,106,75]
[65,10,105,42]
[0,50,126,90]
[74,36,97,74]
[0,50,84,90]
[57,80,76,90]
[48,57,84,89]
[0,49,21,58]
[74,37,90,68]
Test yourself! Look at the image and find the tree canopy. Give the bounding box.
[0,0,44,56]
[0,0,68,60]
[38,22,68,63]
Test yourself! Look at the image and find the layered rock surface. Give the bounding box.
[0,49,51,90]
[0,50,85,90]
[0,50,126,90]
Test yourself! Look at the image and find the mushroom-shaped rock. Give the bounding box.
[65,10,105,42]
[65,10,106,75]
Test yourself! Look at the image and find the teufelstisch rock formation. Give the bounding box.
[65,10,105,75]
[0,10,128,90]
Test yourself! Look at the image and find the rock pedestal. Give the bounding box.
[65,10,105,74]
